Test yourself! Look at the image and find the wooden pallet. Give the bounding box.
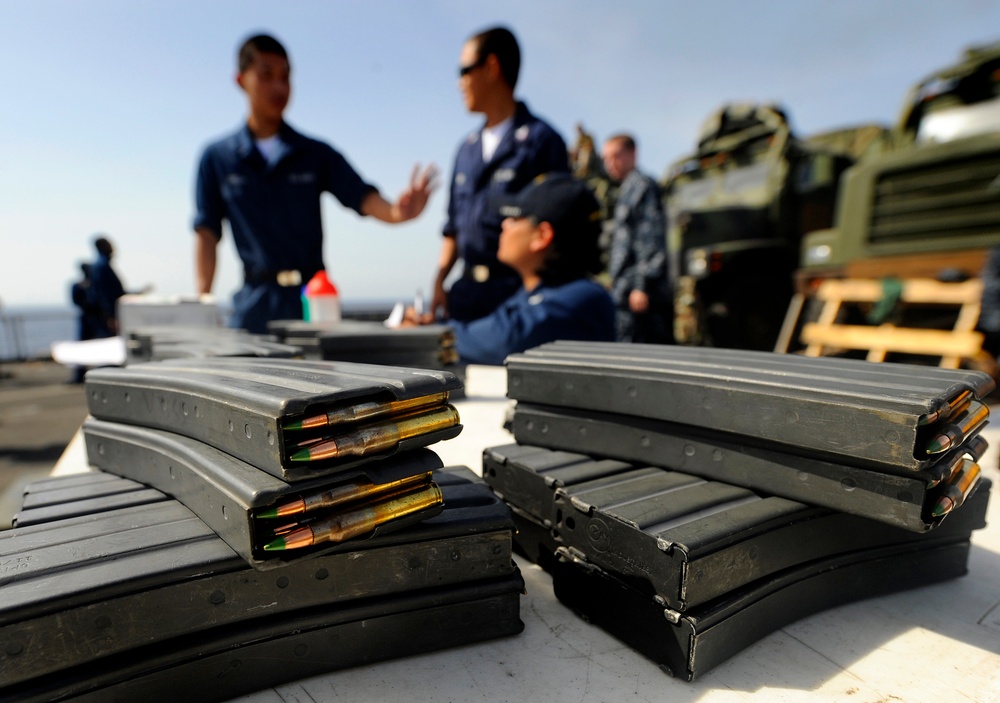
[778,278,985,370]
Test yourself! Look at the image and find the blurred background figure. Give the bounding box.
[68,263,99,383]
[70,263,96,340]
[65,236,127,383]
[88,236,126,338]
[602,134,673,344]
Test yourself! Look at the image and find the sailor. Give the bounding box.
[192,33,437,333]
[408,173,615,364]
[430,26,569,323]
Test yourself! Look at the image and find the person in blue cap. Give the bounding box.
[193,33,437,334]
[406,173,615,364]
[430,26,569,324]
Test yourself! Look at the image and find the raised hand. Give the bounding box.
[395,163,439,221]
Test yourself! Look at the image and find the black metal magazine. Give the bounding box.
[125,325,303,364]
[482,443,635,527]
[291,347,452,367]
[510,403,986,531]
[553,470,990,611]
[506,502,561,571]
[4,575,524,703]
[16,478,165,527]
[505,342,994,471]
[485,443,990,609]
[269,318,455,351]
[268,319,457,366]
[82,417,452,568]
[482,444,635,570]
[0,466,520,693]
[552,539,971,682]
[84,357,464,480]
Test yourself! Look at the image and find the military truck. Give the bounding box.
[663,104,863,350]
[799,41,1000,288]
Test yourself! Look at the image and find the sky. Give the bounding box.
[3,0,1000,309]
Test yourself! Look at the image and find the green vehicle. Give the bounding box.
[663,103,860,350]
[799,41,1000,287]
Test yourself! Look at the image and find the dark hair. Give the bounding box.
[238,34,289,73]
[540,179,603,284]
[606,133,636,152]
[470,26,520,89]
[540,220,603,284]
[94,236,113,257]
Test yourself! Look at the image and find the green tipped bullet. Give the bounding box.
[926,450,966,489]
[290,446,322,462]
[263,536,288,551]
[918,390,972,426]
[930,459,980,517]
[283,392,450,431]
[262,483,443,551]
[288,405,460,462]
[926,438,948,455]
[257,471,433,519]
[925,400,988,455]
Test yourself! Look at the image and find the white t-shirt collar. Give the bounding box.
[482,116,513,161]
[255,134,283,164]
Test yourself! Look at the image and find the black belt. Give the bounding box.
[244,269,315,287]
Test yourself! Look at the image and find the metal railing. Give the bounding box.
[0,309,77,362]
[0,301,396,362]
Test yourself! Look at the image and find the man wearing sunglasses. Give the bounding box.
[430,26,569,323]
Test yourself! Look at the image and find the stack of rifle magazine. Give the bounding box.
[0,357,525,700]
[506,341,994,531]
[80,357,472,561]
[268,319,459,370]
[0,467,524,702]
[483,341,994,679]
[125,325,304,363]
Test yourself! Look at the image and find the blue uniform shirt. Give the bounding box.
[88,253,125,338]
[445,102,568,264]
[194,122,376,275]
[448,278,615,365]
[193,122,377,331]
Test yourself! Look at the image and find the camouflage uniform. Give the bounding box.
[607,169,672,343]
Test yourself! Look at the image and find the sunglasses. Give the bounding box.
[458,56,487,78]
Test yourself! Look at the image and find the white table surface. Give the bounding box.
[54,364,1000,703]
